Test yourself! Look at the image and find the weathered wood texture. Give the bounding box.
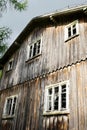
[0,14,87,89]
[0,60,87,130]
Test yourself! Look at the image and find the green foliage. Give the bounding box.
[0,70,2,79]
[0,0,28,58]
[9,0,28,11]
[0,27,12,57]
[0,0,6,14]
[0,0,28,13]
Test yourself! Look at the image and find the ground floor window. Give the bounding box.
[3,95,18,118]
[44,81,69,114]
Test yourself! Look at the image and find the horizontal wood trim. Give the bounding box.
[26,53,42,63]
[43,110,70,116]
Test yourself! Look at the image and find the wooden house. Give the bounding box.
[0,4,87,130]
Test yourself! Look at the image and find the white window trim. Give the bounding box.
[28,37,42,60]
[3,95,18,118]
[64,20,79,42]
[43,81,69,115]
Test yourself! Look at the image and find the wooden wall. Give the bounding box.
[0,14,87,89]
[0,60,87,130]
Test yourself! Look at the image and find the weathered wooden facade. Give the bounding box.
[0,5,87,130]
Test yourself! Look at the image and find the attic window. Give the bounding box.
[65,20,79,41]
[44,81,69,115]
[7,59,14,71]
[3,95,18,118]
[29,39,41,59]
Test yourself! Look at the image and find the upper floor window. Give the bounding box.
[65,20,79,41]
[44,81,69,115]
[3,95,18,118]
[7,58,14,71]
[29,39,41,59]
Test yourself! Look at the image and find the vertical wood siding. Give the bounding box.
[0,60,87,130]
[0,15,87,89]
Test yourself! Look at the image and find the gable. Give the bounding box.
[0,4,87,68]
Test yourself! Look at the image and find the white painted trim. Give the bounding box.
[64,20,79,42]
[2,95,18,118]
[44,80,69,114]
[28,37,42,60]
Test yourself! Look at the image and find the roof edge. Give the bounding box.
[0,4,87,69]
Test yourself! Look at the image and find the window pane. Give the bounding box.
[54,95,59,110]
[8,60,13,70]
[68,27,71,37]
[54,87,59,110]
[37,40,41,54]
[33,43,37,56]
[73,24,76,35]
[47,88,52,111]
[62,85,66,92]
[9,61,12,69]
[12,97,17,115]
[6,98,12,115]
[61,85,66,109]
[48,101,52,110]
[29,45,32,58]
[55,87,59,93]
[48,88,52,95]
[47,96,52,111]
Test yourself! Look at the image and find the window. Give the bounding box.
[29,39,41,59]
[7,59,14,71]
[65,20,79,41]
[44,81,69,114]
[3,95,18,118]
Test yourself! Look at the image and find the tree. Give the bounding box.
[0,0,28,57]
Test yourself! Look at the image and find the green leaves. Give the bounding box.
[0,0,7,15]
[0,0,28,13]
[0,70,2,79]
[0,27,11,42]
[0,27,12,57]
[0,0,28,58]
[9,0,28,11]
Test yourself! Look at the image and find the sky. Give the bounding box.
[0,0,87,46]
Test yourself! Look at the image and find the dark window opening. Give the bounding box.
[37,40,41,54]
[6,98,12,115]
[68,27,71,37]
[48,88,52,111]
[12,97,17,115]
[8,60,13,71]
[54,87,59,110]
[33,43,37,56]
[29,39,41,59]
[4,96,17,117]
[61,85,66,109]
[73,24,76,35]
[54,96,58,110]
[29,45,32,58]
[48,88,52,95]
[48,100,52,110]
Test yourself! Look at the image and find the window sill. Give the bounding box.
[65,34,79,42]
[43,110,70,116]
[6,69,12,73]
[26,53,41,63]
[2,115,15,120]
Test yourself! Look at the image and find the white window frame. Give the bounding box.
[29,38,42,59]
[3,95,18,118]
[44,81,69,115]
[65,20,79,41]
